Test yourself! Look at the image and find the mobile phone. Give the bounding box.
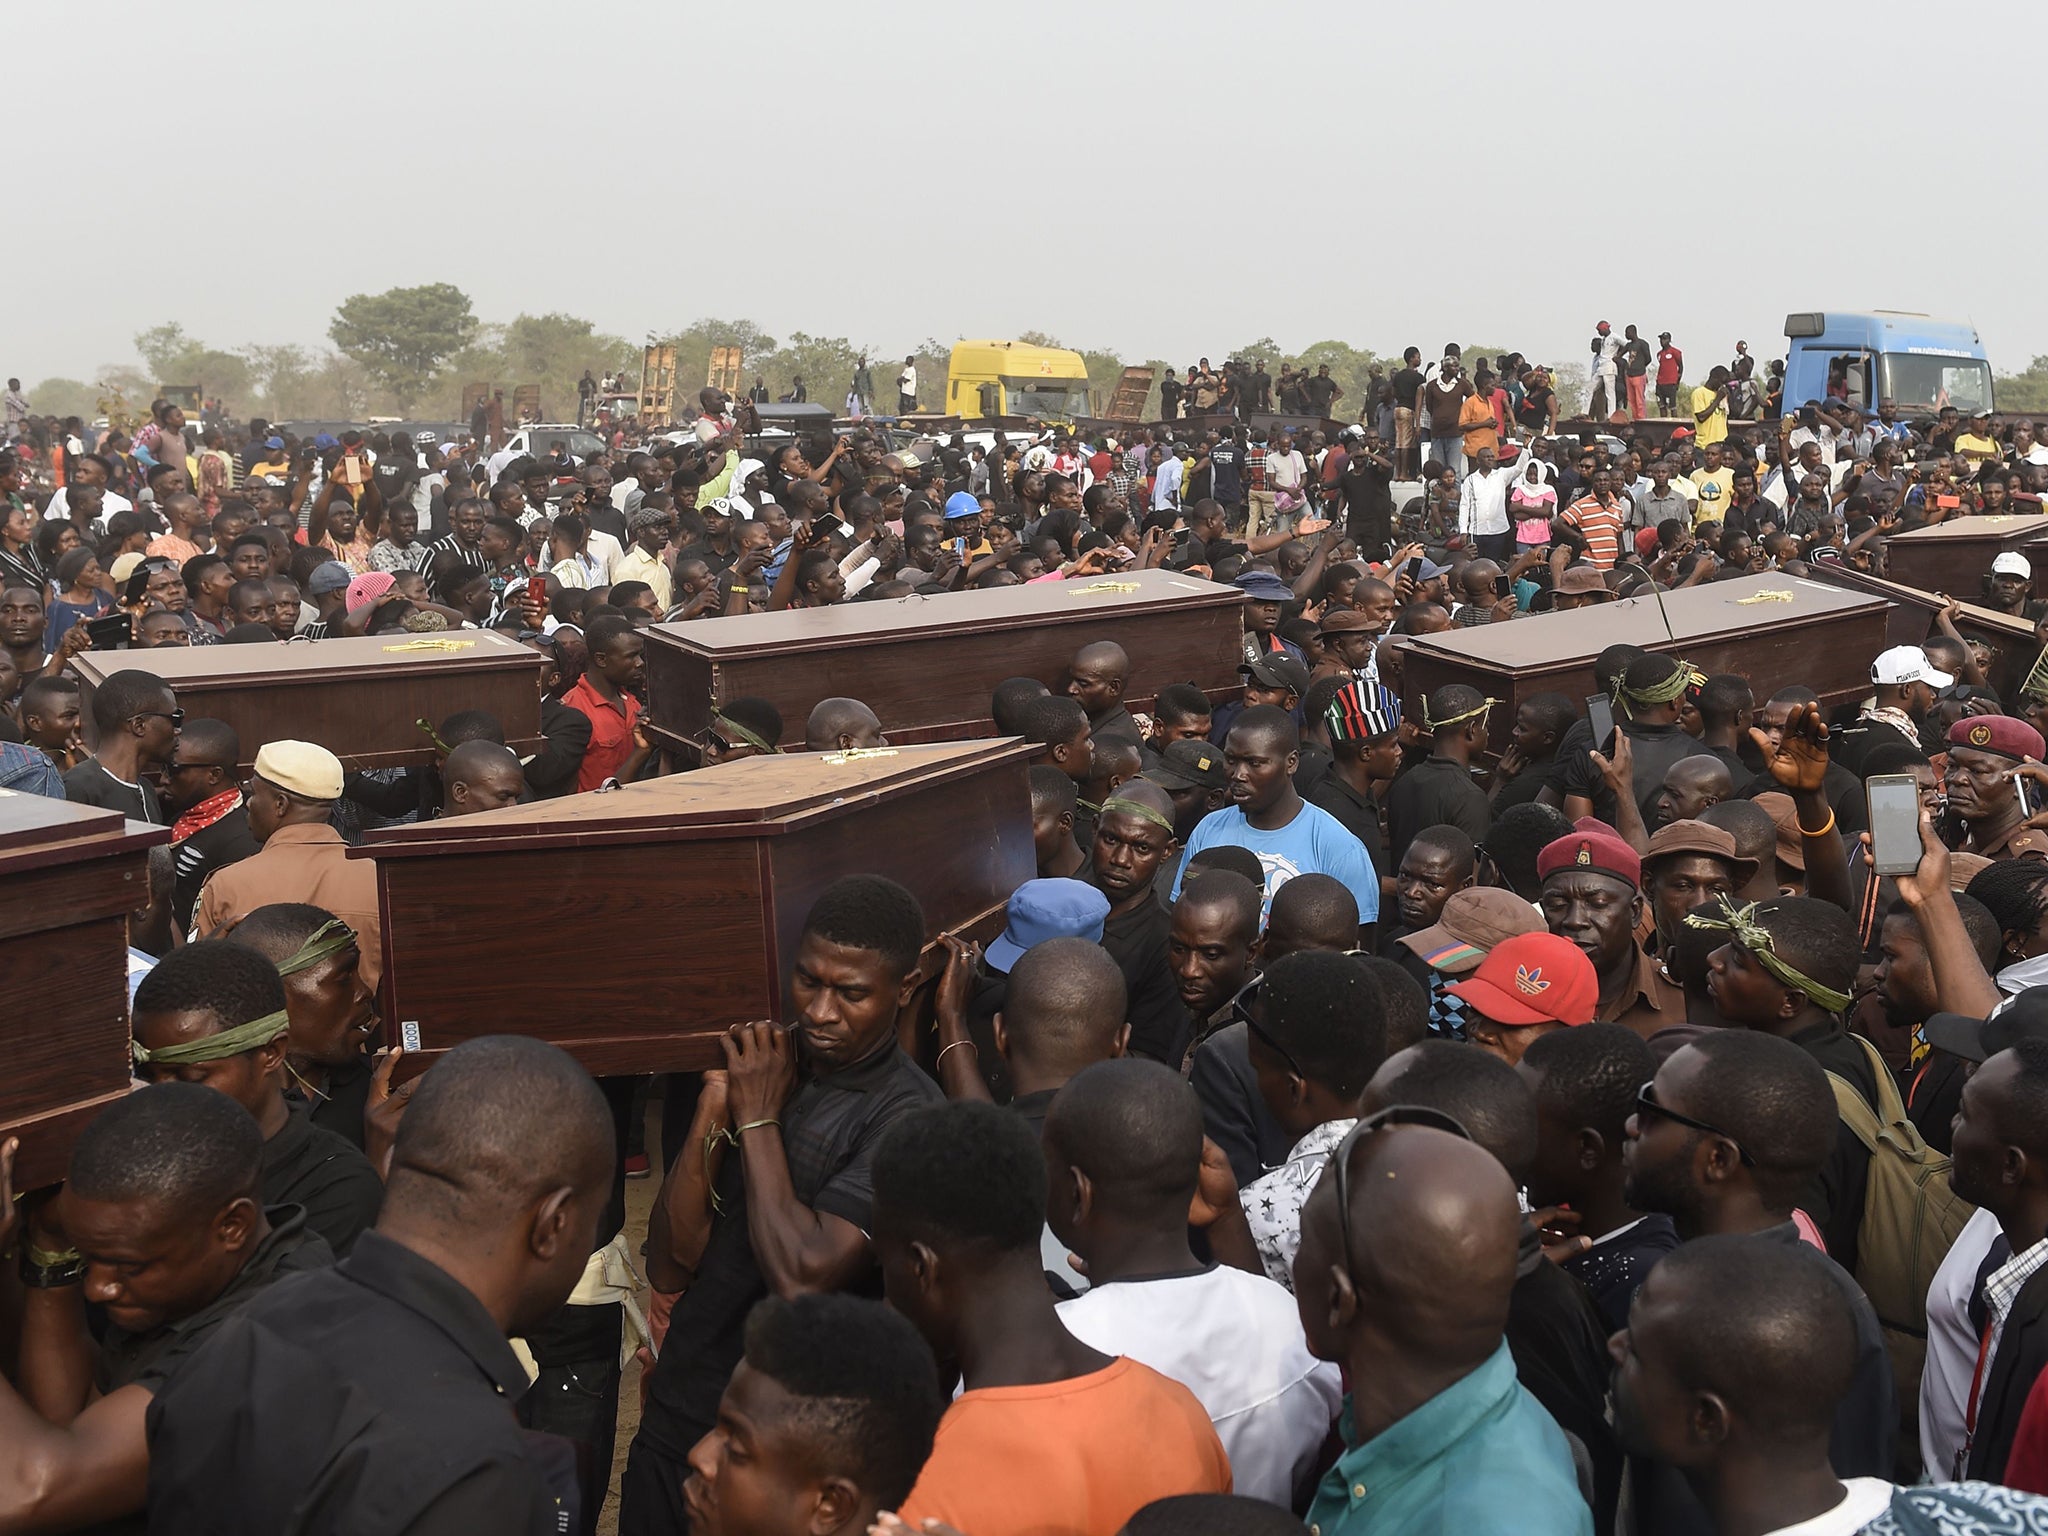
[526,575,546,606]
[1494,573,1512,599]
[1936,494,1962,510]
[2020,774,2040,823]
[1586,694,1615,752]
[1868,774,1924,876]
[1404,555,1425,585]
[954,537,969,557]
[85,612,130,650]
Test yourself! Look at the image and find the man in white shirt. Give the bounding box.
[1151,446,1183,512]
[44,453,134,523]
[1458,446,1518,560]
[1265,432,1307,530]
[1045,1059,1341,1506]
[897,355,919,414]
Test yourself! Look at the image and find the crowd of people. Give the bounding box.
[7,345,2048,1536]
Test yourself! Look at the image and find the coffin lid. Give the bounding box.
[1406,573,1888,673]
[72,630,545,690]
[1887,515,2048,544]
[354,738,1036,857]
[0,788,172,866]
[645,569,1242,661]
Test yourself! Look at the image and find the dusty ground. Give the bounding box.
[598,1104,661,1536]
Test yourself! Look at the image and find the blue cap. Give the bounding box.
[985,878,1110,973]
[304,561,353,596]
[264,436,285,450]
[1417,559,1452,581]
[312,433,340,450]
[943,490,981,520]
[1233,570,1294,603]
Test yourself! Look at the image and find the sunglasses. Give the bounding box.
[1329,1104,1474,1276]
[1635,1080,1755,1166]
[131,708,184,728]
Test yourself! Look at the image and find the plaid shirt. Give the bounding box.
[1977,1235,2048,1429]
[1242,451,1269,493]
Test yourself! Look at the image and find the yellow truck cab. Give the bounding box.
[946,340,1090,424]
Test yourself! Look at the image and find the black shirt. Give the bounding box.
[1307,769,1386,881]
[103,1205,330,1396]
[63,758,165,824]
[171,802,260,930]
[145,1229,567,1536]
[1390,367,1425,411]
[262,1100,383,1257]
[1561,1212,1679,1333]
[1189,1020,1292,1189]
[1096,892,1191,1068]
[642,1039,943,1453]
[524,697,592,799]
[1336,458,1394,550]
[1385,755,1491,857]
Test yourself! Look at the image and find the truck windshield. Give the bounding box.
[1880,354,1993,415]
[1004,382,1089,419]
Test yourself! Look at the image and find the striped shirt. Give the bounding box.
[1562,494,1627,570]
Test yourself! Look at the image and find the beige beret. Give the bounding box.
[253,740,343,801]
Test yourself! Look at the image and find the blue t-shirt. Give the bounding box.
[1171,799,1380,923]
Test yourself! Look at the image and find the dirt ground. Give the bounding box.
[598,1104,661,1536]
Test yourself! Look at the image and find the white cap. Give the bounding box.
[1871,645,1954,689]
[1993,552,2033,580]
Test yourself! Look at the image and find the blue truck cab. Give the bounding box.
[1781,311,1992,419]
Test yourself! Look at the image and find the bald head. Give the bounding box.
[442,739,525,817]
[1264,874,1360,961]
[1302,1124,1521,1366]
[1657,755,1736,826]
[1044,1059,1202,1225]
[998,938,1128,1082]
[805,697,886,752]
[1070,640,1129,680]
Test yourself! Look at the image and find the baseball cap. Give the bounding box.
[1240,654,1310,696]
[312,433,340,451]
[1416,558,1452,582]
[1924,988,2048,1063]
[264,436,285,451]
[1669,426,1694,440]
[1994,553,2034,580]
[1871,645,1953,689]
[943,491,980,520]
[253,740,344,802]
[108,551,146,586]
[1447,932,1599,1028]
[305,561,353,597]
[1399,888,1546,975]
[984,878,1110,974]
[1234,570,1294,603]
[1146,739,1228,793]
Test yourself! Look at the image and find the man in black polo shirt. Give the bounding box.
[0,1083,330,1533]
[132,939,382,1256]
[1309,680,1401,880]
[1386,683,1493,853]
[145,1036,615,1535]
[163,718,260,932]
[624,875,944,1536]
[1086,780,1190,1067]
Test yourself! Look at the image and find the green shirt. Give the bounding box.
[1306,1342,1591,1536]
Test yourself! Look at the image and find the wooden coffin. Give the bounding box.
[73,632,546,772]
[642,569,1245,755]
[0,792,171,1188]
[1805,564,2039,704]
[1883,515,2048,604]
[353,739,1036,1074]
[1401,573,1892,756]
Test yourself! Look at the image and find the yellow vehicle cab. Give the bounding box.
[945,340,1090,424]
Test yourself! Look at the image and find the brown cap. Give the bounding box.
[1642,818,1760,887]
[1752,792,1805,871]
[1556,566,1612,597]
[1319,609,1377,634]
[1397,887,1546,974]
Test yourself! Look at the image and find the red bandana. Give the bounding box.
[171,788,242,843]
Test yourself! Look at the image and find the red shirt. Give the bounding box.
[1562,494,1627,570]
[1656,347,1684,387]
[562,675,641,792]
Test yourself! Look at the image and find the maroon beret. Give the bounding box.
[1949,714,2046,762]
[1537,818,1642,891]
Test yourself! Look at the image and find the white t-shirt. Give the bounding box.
[45,486,133,521]
[1919,1207,2001,1481]
[898,364,918,396]
[1760,1478,1891,1536]
[1056,1266,1341,1506]
[1265,449,1306,490]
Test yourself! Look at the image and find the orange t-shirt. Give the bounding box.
[898,1357,1231,1535]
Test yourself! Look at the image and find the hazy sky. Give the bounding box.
[15,1,2047,389]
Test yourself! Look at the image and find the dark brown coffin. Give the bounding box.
[353,740,1036,1074]
[1400,573,1892,756]
[1883,515,2048,604]
[0,794,171,1188]
[1805,564,2039,704]
[72,632,546,773]
[641,569,1245,754]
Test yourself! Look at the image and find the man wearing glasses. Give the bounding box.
[163,717,260,931]
[61,666,178,824]
[193,739,385,989]
[1621,1029,1897,1529]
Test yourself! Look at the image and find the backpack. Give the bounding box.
[1824,1033,1976,1467]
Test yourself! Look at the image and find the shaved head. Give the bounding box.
[998,937,1128,1079]
[1043,1058,1203,1224]
[1264,873,1361,960]
[1071,640,1129,678]
[804,697,885,752]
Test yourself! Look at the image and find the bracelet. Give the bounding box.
[735,1118,780,1136]
[936,1039,979,1068]
[19,1250,84,1289]
[1798,810,1837,838]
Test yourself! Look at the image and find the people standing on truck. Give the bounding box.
[849,353,874,417]
[1422,351,1473,476]
[897,356,919,415]
[1158,368,1182,421]
[1655,332,1684,415]
[1621,326,1652,421]
[1252,359,1273,413]
[1304,366,1343,421]
[748,377,770,404]
[1390,347,1425,477]
[1190,360,1220,414]
[1690,366,1731,449]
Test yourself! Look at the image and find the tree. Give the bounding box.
[1996,357,2048,412]
[24,378,96,422]
[327,284,478,409]
[131,322,255,412]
